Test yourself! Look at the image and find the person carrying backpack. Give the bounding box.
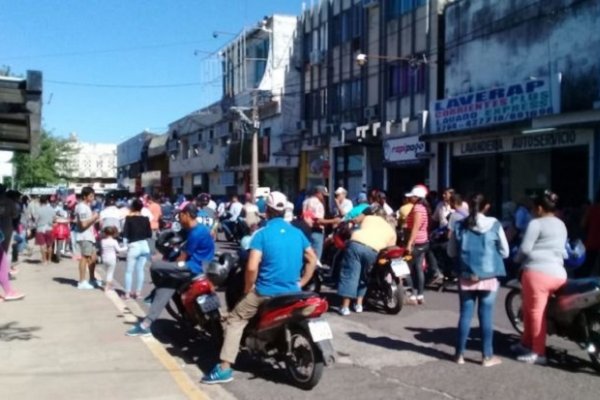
[448,193,509,367]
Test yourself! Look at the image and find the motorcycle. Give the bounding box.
[218,213,250,243]
[365,246,409,314]
[426,227,458,292]
[224,253,335,390]
[505,276,600,371]
[321,221,353,285]
[151,229,223,339]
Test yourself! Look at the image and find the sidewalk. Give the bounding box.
[0,257,208,400]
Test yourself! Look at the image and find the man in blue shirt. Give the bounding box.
[202,191,317,384]
[126,203,215,336]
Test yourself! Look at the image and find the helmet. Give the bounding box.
[206,253,235,287]
[565,239,586,269]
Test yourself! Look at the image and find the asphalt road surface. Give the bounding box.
[110,240,600,400]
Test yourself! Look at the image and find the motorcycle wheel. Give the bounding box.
[587,314,600,372]
[204,313,224,344]
[383,279,403,314]
[285,328,324,390]
[505,289,525,334]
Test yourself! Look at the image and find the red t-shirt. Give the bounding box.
[406,203,429,245]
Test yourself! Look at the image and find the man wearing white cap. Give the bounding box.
[203,191,317,384]
[334,187,353,218]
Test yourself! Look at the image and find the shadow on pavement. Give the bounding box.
[406,326,600,375]
[347,331,452,362]
[150,319,295,386]
[0,321,41,341]
[52,277,79,287]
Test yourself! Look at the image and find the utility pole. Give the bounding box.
[251,90,260,201]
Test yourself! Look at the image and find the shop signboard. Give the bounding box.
[453,130,590,157]
[431,77,561,134]
[383,135,426,163]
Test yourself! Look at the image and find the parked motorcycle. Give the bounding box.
[505,276,600,371]
[224,253,335,390]
[365,246,409,314]
[151,229,223,339]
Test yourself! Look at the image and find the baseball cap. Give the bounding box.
[177,203,198,219]
[334,187,347,195]
[267,191,288,211]
[405,184,428,199]
[314,185,329,196]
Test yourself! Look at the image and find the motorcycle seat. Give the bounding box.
[556,277,600,296]
[259,292,318,313]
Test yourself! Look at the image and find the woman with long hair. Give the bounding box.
[405,185,432,305]
[513,190,567,365]
[122,199,152,300]
[448,193,508,366]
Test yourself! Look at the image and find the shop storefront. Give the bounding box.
[301,149,329,192]
[333,146,363,199]
[450,129,593,210]
[383,135,429,208]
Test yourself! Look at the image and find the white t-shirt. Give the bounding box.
[75,202,96,242]
[207,200,217,211]
[229,201,243,221]
[336,198,353,217]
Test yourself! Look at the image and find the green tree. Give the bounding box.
[12,130,78,188]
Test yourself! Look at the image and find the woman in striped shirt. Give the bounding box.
[405,185,431,305]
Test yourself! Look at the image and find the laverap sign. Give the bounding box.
[384,136,426,163]
[431,77,561,134]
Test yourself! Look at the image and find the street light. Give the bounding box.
[355,52,428,68]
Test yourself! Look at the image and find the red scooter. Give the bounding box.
[224,253,335,390]
[152,229,224,338]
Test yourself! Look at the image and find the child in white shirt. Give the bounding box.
[101,226,126,292]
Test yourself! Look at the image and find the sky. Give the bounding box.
[0,0,306,144]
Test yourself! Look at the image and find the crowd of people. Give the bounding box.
[2,180,599,381]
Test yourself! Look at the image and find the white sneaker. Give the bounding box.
[517,352,547,365]
[339,307,351,316]
[353,304,363,313]
[90,279,104,288]
[77,281,94,290]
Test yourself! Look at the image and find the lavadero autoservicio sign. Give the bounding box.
[431,77,561,134]
[453,130,590,157]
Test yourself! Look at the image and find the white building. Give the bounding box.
[0,151,13,185]
[67,134,117,193]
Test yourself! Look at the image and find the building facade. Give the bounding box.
[300,0,446,206]
[66,134,117,194]
[425,0,600,209]
[116,131,158,193]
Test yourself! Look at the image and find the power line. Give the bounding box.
[2,40,212,60]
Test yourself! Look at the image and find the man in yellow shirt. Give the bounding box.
[337,206,397,316]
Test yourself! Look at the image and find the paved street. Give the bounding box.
[3,249,600,400]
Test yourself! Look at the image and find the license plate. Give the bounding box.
[308,318,333,342]
[196,293,220,313]
[391,259,410,277]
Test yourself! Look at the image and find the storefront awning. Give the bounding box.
[419,121,526,143]
[0,71,43,156]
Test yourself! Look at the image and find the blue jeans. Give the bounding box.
[310,231,324,260]
[125,240,150,293]
[456,289,497,358]
[337,241,377,299]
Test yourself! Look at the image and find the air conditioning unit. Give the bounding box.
[310,50,323,65]
[362,0,380,8]
[296,120,307,131]
[364,105,379,120]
